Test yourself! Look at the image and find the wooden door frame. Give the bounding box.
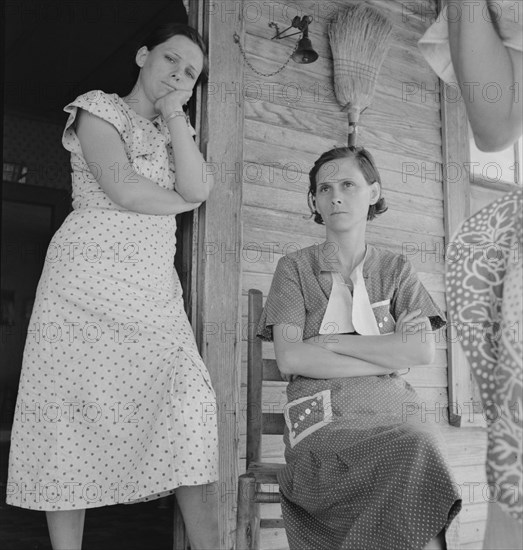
[187,1,245,547]
[438,0,476,428]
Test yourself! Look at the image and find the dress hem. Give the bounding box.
[5,473,219,511]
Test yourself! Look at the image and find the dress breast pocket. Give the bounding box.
[370,299,396,334]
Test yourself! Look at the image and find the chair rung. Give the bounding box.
[246,461,284,481]
[260,518,285,529]
[254,491,281,503]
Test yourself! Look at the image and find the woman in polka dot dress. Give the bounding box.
[6,23,219,550]
[258,147,461,550]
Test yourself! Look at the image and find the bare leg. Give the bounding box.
[175,483,220,550]
[423,530,446,550]
[46,509,86,550]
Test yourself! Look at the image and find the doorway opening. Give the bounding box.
[2,1,192,548]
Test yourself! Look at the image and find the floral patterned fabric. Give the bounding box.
[446,188,523,523]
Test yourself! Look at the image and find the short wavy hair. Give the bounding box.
[308,146,388,224]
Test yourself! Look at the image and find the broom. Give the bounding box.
[328,1,393,146]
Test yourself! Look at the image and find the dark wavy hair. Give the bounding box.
[132,23,209,86]
[308,146,388,224]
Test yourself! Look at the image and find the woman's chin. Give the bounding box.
[326,216,357,231]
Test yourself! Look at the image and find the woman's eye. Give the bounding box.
[166,55,177,64]
[186,70,196,79]
[343,181,353,188]
[319,186,329,193]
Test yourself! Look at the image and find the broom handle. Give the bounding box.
[348,122,358,147]
[343,105,361,146]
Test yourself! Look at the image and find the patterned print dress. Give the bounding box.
[6,91,218,511]
[419,0,523,541]
[258,244,462,550]
[446,189,523,523]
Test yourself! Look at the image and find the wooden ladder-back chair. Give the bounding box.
[236,289,287,550]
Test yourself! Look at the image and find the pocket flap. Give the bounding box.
[284,390,333,448]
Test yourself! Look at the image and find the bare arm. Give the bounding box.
[76,109,202,215]
[155,87,214,203]
[166,115,214,203]
[273,324,394,379]
[307,311,435,369]
[447,0,522,151]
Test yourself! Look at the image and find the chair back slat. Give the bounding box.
[238,290,285,550]
[247,289,264,467]
[246,289,286,469]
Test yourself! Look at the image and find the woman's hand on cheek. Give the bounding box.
[155,88,193,117]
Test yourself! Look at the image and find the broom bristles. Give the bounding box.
[328,1,393,109]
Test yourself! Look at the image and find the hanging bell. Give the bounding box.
[292,36,319,64]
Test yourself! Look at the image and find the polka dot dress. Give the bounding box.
[258,245,461,549]
[276,375,461,550]
[257,244,447,344]
[6,91,218,511]
[446,188,522,523]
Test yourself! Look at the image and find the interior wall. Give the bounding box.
[3,113,71,191]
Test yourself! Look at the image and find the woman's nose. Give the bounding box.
[331,197,342,205]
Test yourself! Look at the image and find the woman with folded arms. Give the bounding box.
[258,145,461,550]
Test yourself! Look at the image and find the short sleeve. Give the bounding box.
[391,257,446,331]
[62,90,130,155]
[257,256,306,342]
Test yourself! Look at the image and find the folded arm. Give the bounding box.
[308,311,435,369]
[273,324,394,379]
[447,0,522,151]
[76,109,202,215]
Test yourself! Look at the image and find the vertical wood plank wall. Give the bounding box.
[230,0,488,547]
